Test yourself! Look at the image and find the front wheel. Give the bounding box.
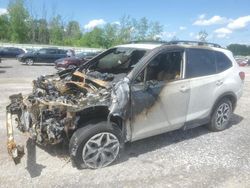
[69,121,123,169]
[208,98,232,131]
[25,58,34,66]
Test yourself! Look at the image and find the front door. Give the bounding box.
[130,50,190,141]
[36,49,49,63]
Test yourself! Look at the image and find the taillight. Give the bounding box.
[239,71,245,81]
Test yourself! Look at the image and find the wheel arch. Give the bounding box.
[75,105,124,132]
[25,57,34,61]
[211,91,237,116]
[67,63,77,68]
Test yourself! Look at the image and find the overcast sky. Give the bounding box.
[1,0,250,46]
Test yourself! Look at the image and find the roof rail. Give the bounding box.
[129,40,222,48]
[129,40,166,44]
[165,40,222,48]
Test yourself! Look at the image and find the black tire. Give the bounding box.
[69,121,123,169]
[208,98,232,131]
[68,64,76,69]
[25,58,34,66]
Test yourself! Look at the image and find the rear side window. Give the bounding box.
[186,49,216,78]
[47,49,58,54]
[38,49,47,54]
[58,49,67,54]
[215,52,232,72]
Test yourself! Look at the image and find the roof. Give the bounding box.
[115,43,162,50]
[115,41,231,56]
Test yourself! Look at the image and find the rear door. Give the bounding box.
[185,48,217,123]
[130,49,191,141]
[46,49,60,63]
[56,49,67,61]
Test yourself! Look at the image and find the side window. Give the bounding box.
[58,49,67,54]
[38,49,47,54]
[47,49,58,54]
[9,48,15,52]
[215,52,232,72]
[3,48,8,52]
[135,51,183,83]
[186,49,216,78]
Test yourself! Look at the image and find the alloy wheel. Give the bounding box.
[82,132,120,168]
[26,59,34,65]
[215,103,231,128]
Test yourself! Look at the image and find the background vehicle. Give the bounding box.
[55,51,101,70]
[235,57,249,66]
[17,48,67,65]
[0,47,25,58]
[6,41,244,169]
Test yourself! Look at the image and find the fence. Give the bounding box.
[0,42,103,53]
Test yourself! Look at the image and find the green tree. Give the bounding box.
[78,27,104,48]
[66,21,81,39]
[117,15,134,43]
[64,21,81,45]
[102,23,119,48]
[8,0,29,43]
[148,21,163,40]
[37,19,49,44]
[0,14,10,41]
[116,16,163,43]
[27,18,39,43]
[227,44,250,56]
[133,17,149,40]
[49,15,64,45]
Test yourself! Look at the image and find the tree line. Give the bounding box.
[227,44,250,56]
[1,0,250,55]
[0,0,163,48]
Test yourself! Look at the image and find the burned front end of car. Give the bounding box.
[6,69,115,163]
[5,46,147,166]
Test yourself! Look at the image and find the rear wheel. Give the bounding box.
[69,121,123,169]
[68,64,76,69]
[25,58,34,66]
[208,98,232,131]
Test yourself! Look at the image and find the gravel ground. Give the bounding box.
[0,59,250,188]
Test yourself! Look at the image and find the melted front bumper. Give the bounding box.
[6,112,24,164]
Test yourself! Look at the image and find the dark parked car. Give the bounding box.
[55,51,101,70]
[18,48,67,65]
[0,47,25,58]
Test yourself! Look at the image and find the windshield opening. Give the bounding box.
[81,47,147,74]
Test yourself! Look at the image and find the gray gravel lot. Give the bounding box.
[0,59,250,188]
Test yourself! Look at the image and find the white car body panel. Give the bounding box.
[128,45,244,142]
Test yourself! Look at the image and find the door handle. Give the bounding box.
[216,80,223,86]
[179,86,189,93]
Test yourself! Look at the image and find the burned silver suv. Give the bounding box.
[6,41,244,169]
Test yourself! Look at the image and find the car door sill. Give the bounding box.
[182,117,210,130]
